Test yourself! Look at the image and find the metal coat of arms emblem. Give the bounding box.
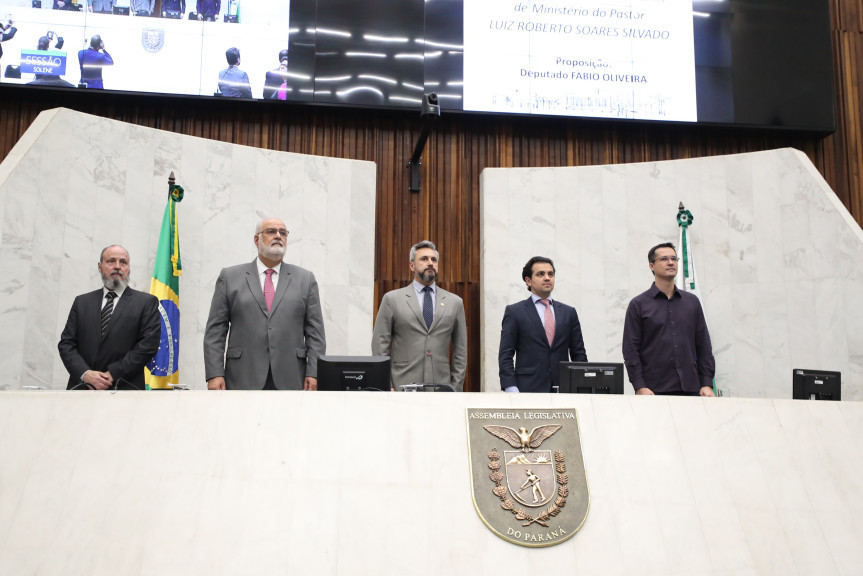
[141,28,165,53]
[467,408,589,547]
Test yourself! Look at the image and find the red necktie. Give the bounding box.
[540,299,555,346]
[264,269,275,312]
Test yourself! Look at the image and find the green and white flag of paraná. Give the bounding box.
[676,202,718,394]
[675,202,701,300]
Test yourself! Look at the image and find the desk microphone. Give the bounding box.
[69,377,142,391]
[69,381,94,391]
[114,377,143,391]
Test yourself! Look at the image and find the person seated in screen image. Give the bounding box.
[622,242,716,397]
[203,218,326,391]
[78,35,113,89]
[371,240,467,391]
[498,256,587,393]
[217,46,251,98]
[88,0,113,13]
[58,245,161,391]
[195,0,219,20]
[262,49,288,100]
[29,34,75,87]
[161,0,185,17]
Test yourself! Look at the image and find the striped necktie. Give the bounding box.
[101,291,117,338]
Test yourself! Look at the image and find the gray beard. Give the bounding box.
[418,269,437,283]
[102,273,128,291]
[261,244,285,261]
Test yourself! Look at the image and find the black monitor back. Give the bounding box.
[318,355,391,391]
[793,368,841,401]
[558,362,624,395]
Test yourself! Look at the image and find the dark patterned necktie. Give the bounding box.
[422,286,433,329]
[101,291,117,338]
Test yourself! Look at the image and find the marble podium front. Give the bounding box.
[0,391,861,576]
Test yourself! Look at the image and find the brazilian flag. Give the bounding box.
[145,182,183,389]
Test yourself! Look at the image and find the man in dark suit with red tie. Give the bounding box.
[58,245,161,390]
[498,256,587,393]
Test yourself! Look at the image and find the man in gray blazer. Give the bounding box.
[372,240,467,391]
[204,217,326,390]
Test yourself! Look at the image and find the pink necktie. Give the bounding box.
[264,269,275,312]
[540,299,555,346]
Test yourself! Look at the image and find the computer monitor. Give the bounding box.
[317,356,391,391]
[558,362,625,395]
[792,368,841,401]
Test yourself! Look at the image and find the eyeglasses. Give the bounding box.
[654,256,679,263]
[259,228,289,237]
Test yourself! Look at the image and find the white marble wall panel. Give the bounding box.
[0,392,861,576]
[0,108,377,390]
[481,148,863,399]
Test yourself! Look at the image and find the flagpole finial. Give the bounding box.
[678,201,685,211]
[168,172,175,187]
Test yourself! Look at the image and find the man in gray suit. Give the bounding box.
[204,217,326,390]
[372,240,467,391]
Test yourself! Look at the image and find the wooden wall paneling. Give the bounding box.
[832,1,859,216]
[849,31,863,219]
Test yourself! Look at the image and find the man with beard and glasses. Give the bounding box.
[498,256,587,393]
[372,240,467,391]
[204,217,326,390]
[58,245,161,390]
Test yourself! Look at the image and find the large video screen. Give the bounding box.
[0,0,835,131]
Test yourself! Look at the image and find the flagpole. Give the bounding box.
[676,202,716,395]
[145,172,183,389]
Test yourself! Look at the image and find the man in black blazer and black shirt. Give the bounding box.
[58,245,161,390]
[498,256,587,393]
